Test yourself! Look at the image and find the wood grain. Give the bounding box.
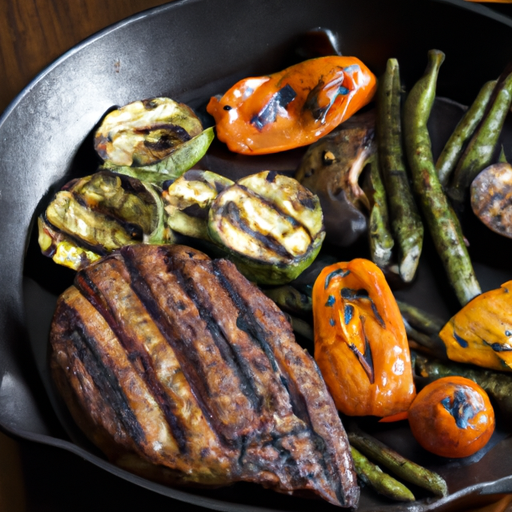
[0,0,173,113]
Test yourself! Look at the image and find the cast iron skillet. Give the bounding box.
[2,0,512,510]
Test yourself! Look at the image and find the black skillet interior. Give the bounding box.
[1,0,512,510]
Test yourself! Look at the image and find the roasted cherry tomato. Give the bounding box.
[408,376,495,458]
[313,259,416,417]
[207,56,376,155]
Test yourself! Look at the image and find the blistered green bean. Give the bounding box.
[377,58,423,282]
[403,49,481,306]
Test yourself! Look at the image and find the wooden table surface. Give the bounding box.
[2,0,512,511]
[0,2,208,510]
[0,0,172,114]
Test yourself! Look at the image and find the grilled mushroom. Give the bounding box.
[295,110,376,247]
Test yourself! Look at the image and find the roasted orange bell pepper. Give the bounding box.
[313,259,416,417]
[439,280,512,371]
[207,56,377,155]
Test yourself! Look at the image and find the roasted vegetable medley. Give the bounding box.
[36,46,512,509]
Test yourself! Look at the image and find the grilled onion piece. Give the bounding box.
[49,244,359,507]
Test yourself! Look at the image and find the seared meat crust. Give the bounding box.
[50,244,359,508]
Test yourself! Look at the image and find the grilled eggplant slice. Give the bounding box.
[95,97,214,184]
[49,244,359,508]
[162,170,234,239]
[471,162,512,238]
[38,171,172,270]
[295,110,376,247]
[208,171,325,285]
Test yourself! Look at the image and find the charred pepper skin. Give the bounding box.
[313,259,416,418]
[436,80,496,188]
[377,58,423,282]
[207,56,377,155]
[403,50,481,307]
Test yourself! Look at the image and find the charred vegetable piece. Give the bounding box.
[207,56,376,155]
[396,300,446,336]
[38,171,172,270]
[413,351,512,420]
[471,162,512,238]
[95,97,214,184]
[448,65,512,207]
[313,259,416,417]
[408,377,495,458]
[95,97,203,166]
[436,80,496,188]
[439,280,512,371]
[163,170,234,239]
[350,445,415,502]
[38,217,102,270]
[376,58,423,282]
[101,127,215,185]
[363,156,394,269]
[262,285,313,315]
[295,110,376,247]
[348,428,448,497]
[403,318,447,360]
[208,171,325,285]
[403,50,481,306]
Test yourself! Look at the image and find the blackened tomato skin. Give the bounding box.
[408,376,495,458]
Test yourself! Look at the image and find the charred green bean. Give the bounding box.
[348,429,448,497]
[396,300,446,336]
[377,58,423,282]
[364,156,395,268]
[350,445,415,502]
[448,66,512,206]
[263,285,312,314]
[436,80,496,187]
[403,49,481,306]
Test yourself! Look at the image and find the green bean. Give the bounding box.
[436,80,496,187]
[377,58,423,282]
[448,67,512,207]
[365,156,395,268]
[283,313,314,342]
[348,429,448,497]
[262,285,312,314]
[403,49,481,306]
[350,446,415,502]
[402,318,447,360]
[396,300,446,335]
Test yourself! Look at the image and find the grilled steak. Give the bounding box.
[50,244,359,508]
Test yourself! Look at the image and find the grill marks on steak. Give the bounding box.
[50,244,358,507]
[213,259,359,506]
